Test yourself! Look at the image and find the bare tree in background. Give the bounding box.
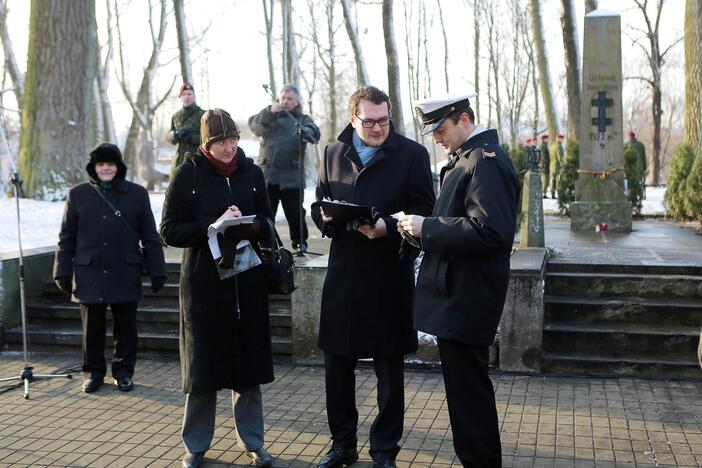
[0,0,23,111]
[95,0,116,143]
[503,0,531,148]
[585,0,597,13]
[173,0,193,86]
[472,0,481,122]
[18,0,97,199]
[561,0,580,141]
[437,0,450,93]
[115,0,175,189]
[485,3,502,139]
[529,0,559,139]
[383,0,404,134]
[403,0,419,138]
[281,0,301,88]
[341,0,369,86]
[630,0,684,186]
[262,0,276,95]
[685,0,702,147]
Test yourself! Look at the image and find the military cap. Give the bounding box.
[415,93,477,136]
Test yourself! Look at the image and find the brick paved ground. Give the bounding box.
[0,352,701,467]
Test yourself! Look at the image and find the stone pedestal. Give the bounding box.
[520,169,545,248]
[572,10,631,232]
[498,248,547,373]
[290,255,327,364]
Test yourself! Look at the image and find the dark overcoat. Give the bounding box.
[53,162,166,304]
[311,123,435,358]
[414,129,520,346]
[160,150,275,394]
[248,105,320,189]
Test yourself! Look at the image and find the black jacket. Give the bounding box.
[311,123,435,358]
[53,171,166,304]
[248,105,320,189]
[160,149,274,394]
[414,129,520,346]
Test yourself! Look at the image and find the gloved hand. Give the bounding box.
[151,276,166,293]
[301,126,317,144]
[176,128,192,141]
[224,219,262,243]
[54,277,72,296]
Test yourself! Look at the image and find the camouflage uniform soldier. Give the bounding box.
[626,130,647,198]
[551,134,565,199]
[539,135,551,198]
[168,83,206,176]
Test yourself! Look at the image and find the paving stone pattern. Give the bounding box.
[0,352,701,467]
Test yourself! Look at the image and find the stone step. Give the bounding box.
[545,272,702,300]
[3,323,293,355]
[547,261,702,276]
[541,352,702,378]
[544,295,702,327]
[543,322,700,361]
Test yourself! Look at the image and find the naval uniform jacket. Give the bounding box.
[414,129,520,346]
[311,123,435,358]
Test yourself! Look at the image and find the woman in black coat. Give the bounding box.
[160,109,274,468]
[53,143,166,393]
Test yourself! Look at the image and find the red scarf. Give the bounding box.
[200,144,238,176]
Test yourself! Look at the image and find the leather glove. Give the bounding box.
[54,277,72,296]
[177,128,191,141]
[151,276,166,293]
[224,219,262,242]
[301,126,317,143]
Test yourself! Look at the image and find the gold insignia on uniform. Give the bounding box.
[483,151,497,158]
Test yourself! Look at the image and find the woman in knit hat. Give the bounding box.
[161,109,275,468]
[53,143,167,394]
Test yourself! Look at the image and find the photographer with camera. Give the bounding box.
[168,83,206,177]
[248,84,320,253]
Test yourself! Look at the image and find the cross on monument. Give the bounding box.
[591,91,613,132]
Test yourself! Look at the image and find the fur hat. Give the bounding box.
[179,83,194,97]
[200,109,240,149]
[86,143,127,180]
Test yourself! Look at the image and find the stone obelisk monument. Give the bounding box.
[570,10,632,232]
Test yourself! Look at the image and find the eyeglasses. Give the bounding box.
[355,114,392,128]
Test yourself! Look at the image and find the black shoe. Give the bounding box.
[114,376,134,392]
[246,447,273,467]
[293,241,308,253]
[371,460,397,468]
[318,447,358,468]
[81,375,103,393]
[182,452,204,468]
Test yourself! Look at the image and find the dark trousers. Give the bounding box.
[324,352,404,461]
[80,302,138,379]
[437,338,502,468]
[267,184,308,248]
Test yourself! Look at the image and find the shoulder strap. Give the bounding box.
[91,185,139,242]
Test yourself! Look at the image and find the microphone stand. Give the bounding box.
[262,85,322,257]
[0,108,72,399]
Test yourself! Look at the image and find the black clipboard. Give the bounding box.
[318,200,373,225]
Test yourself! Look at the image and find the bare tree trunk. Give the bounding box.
[523,10,539,137]
[561,0,580,141]
[403,0,418,139]
[486,6,502,139]
[0,0,24,110]
[341,0,369,86]
[327,0,337,139]
[262,0,276,95]
[173,0,193,86]
[685,0,702,146]
[473,0,481,122]
[18,0,97,199]
[96,0,116,143]
[529,0,559,139]
[437,0,449,93]
[383,0,404,134]
[281,0,300,88]
[585,0,597,13]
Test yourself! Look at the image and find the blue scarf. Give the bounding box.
[352,130,381,166]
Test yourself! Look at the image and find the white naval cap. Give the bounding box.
[414,93,477,136]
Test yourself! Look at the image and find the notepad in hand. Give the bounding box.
[318,200,373,225]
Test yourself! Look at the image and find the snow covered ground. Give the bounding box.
[0,186,667,256]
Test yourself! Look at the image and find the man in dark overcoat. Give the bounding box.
[54,143,167,393]
[399,94,520,467]
[310,86,435,468]
[249,84,320,253]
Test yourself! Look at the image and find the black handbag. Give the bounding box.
[92,185,150,276]
[259,218,296,295]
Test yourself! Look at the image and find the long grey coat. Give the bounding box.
[160,150,274,394]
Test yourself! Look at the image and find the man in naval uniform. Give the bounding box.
[398,93,520,467]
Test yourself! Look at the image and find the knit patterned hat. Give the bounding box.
[200,109,240,149]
